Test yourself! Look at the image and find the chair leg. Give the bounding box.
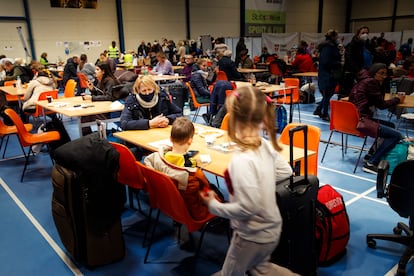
[353,137,367,173]
[0,136,6,158]
[142,208,154,248]
[144,209,161,263]
[321,131,334,162]
[192,108,200,122]
[20,146,33,182]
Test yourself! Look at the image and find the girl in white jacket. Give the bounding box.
[200,86,296,276]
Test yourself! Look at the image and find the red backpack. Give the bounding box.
[315,184,350,266]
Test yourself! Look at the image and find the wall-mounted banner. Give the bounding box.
[245,0,286,37]
[50,0,97,9]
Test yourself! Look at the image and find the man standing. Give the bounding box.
[108,41,120,64]
[399,38,413,60]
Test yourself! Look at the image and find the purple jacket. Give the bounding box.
[349,69,400,118]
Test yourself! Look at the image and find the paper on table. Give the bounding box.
[147,139,173,149]
[110,100,124,110]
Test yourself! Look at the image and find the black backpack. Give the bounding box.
[16,65,34,83]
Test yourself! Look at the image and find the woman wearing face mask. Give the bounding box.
[120,75,182,130]
[342,25,374,97]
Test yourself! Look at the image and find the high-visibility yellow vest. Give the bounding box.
[108,46,119,59]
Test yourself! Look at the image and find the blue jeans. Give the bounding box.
[209,80,233,116]
[317,86,335,116]
[369,121,402,165]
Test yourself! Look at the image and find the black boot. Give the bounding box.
[313,107,322,116]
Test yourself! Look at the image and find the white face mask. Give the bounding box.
[359,33,369,41]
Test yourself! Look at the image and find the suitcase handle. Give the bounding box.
[288,125,309,190]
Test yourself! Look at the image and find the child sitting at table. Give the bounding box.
[144,117,223,221]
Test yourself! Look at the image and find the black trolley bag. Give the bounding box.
[51,125,126,268]
[271,125,319,276]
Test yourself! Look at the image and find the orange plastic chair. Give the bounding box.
[76,72,89,89]
[109,142,146,210]
[321,100,368,173]
[0,118,33,158]
[142,166,219,263]
[220,113,229,131]
[4,108,61,182]
[185,82,210,123]
[279,123,321,176]
[27,90,59,123]
[276,78,301,122]
[216,70,228,81]
[63,79,77,98]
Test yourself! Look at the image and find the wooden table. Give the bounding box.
[142,74,186,83]
[342,94,414,109]
[0,85,27,107]
[113,124,314,177]
[292,72,318,78]
[230,82,296,123]
[37,96,124,137]
[0,85,26,97]
[237,68,268,74]
[384,94,414,108]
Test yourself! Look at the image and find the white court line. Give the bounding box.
[0,178,83,276]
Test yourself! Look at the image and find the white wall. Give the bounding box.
[0,0,412,64]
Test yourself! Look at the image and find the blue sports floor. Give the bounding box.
[0,89,413,276]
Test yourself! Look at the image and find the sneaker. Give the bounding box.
[363,162,378,175]
[363,154,372,162]
[202,113,210,125]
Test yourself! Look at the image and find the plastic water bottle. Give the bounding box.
[390,80,397,97]
[183,102,191,120]
[251,74,256,86]
[16,76,22,89]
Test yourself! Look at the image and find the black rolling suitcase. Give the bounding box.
[51,129,126,267]
[272,125,319,276]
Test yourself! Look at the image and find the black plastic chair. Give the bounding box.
[366,159,414,276]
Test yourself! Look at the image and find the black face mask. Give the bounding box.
[140,92,155,102]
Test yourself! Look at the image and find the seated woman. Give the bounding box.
[22,63,57,119]
[290,47,315,74]
[150,52,173,75]
[190,58,211,104]
[349,63,405,174]
[120,75,182,131]
[81,62,120,135]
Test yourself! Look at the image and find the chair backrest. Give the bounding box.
[33,90,59,118]
[76,72,89,89]
[4,80,15,86]
[282,78,300,103]
[386,160,414,218]
[220,113,229,130]
[64,79,77,98]
[4,108,36,147]
[109,142,145,190]
[269,61,283,76]
[142,166,214,232]
[216,71,228,81]
[279,123,321,176]
[185,82,208,108]
[330,100,363,137]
